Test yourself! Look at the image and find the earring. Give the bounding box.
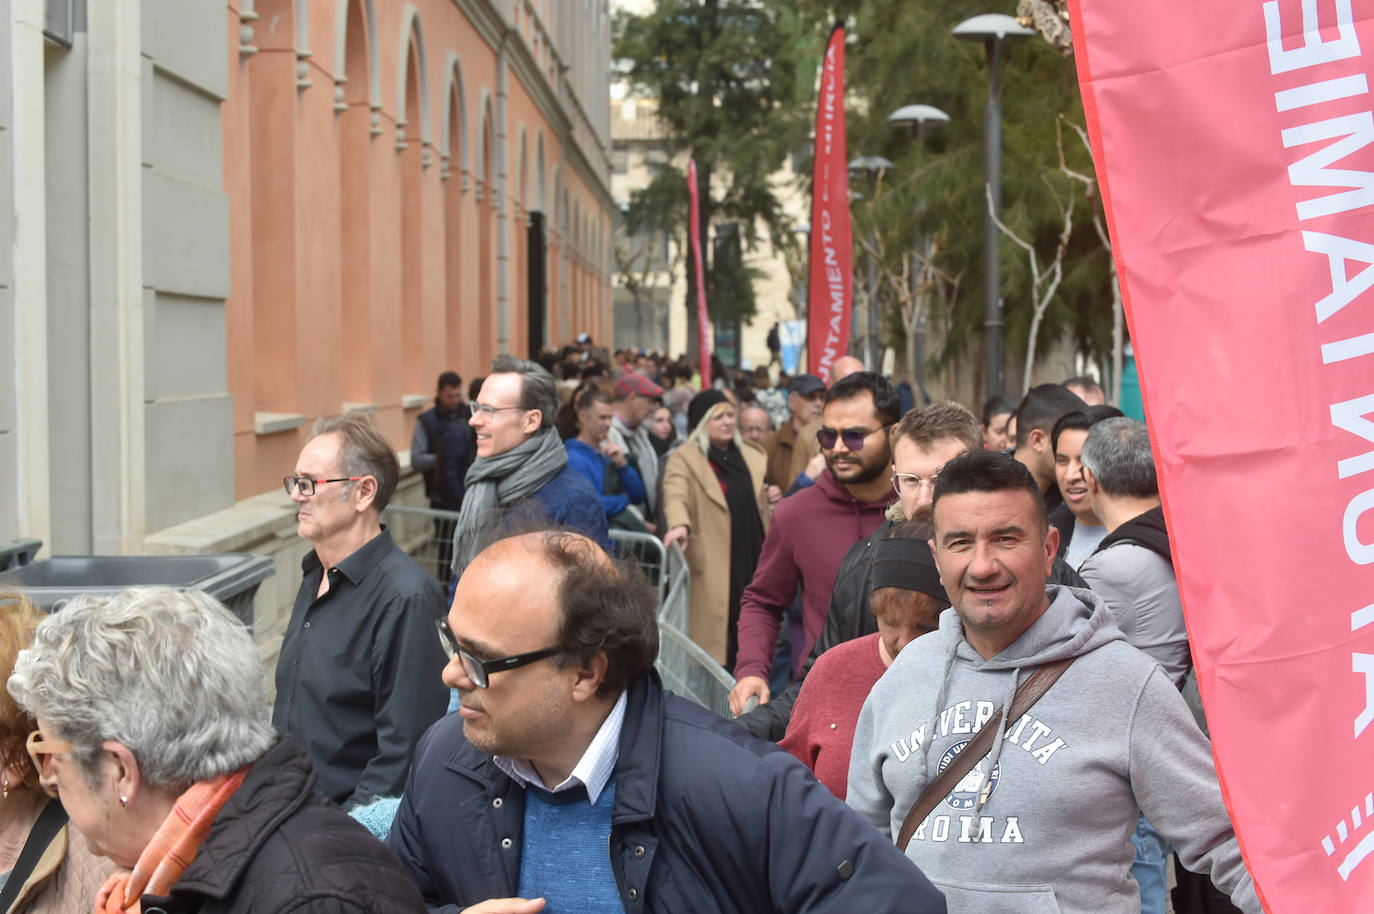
[2,778,8,798]
[119,796,127,808]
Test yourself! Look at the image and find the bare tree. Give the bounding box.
[856,226,961,398]
[1057,119,1124,405]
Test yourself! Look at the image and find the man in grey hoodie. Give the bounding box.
[847,450,1260,914]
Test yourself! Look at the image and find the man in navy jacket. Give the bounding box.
[387,530,945,914]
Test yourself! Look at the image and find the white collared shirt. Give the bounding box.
[494,691,626,804]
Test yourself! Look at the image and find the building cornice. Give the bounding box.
[453,0,613,214]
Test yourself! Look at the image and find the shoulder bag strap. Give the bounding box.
[0,799,69,912]
[896,656,1075,852]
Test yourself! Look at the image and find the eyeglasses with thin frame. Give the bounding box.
[435,619,561,689]
[892,470,941,497]
[283,476,364,497]
[27,730,73,797]
[469,402,529,420]
[816,423,892,451]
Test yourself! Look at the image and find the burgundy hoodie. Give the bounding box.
[732,469,896,683]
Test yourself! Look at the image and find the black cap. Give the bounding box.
[871,538,948,605]
[788,373,826,396]
[687,389,730,434]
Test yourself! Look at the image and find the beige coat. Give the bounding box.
[661,441,771,665]
[8,811,114,914]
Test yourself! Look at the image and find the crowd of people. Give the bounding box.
[0,335,1261,913]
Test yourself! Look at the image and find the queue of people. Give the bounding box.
[0,340,1260,914]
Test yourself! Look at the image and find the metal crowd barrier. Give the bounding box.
[609,529,668,602]
[383,505,737,719]
[380,505,461,584]
[650,542,739,719]
[656,621,735,719]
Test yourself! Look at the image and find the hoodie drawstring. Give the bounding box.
[975,667,1022,815]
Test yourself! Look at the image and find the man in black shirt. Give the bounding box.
[275,412,448,809]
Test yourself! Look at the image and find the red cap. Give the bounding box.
[615,371,665,399]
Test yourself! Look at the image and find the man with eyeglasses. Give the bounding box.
[728,372,902,716]
[449,354,609,593]
[387,530,947,914]
[275,412,449,810]
[736,401,983,740]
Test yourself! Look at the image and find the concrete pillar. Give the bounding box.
[495,43,510,352]
[86,0,146,554]
[11,0,50,547]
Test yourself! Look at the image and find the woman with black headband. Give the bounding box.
[780,522,950,799]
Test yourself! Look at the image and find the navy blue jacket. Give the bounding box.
[387,672,945,914]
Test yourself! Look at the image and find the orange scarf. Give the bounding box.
[94,769,249,914]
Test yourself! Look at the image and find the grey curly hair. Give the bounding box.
[7,586,275,790]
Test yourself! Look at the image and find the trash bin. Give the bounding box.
[0,553,275,627]
[0,539,42,572]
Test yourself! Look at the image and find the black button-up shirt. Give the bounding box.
[272,527,448,810]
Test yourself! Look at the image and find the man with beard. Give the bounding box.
[735,402,981,738]
[728,372,900,715]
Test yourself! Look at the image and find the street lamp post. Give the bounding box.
[849,155,893,371]
[889,104,950,404]
[954,13,1033,400]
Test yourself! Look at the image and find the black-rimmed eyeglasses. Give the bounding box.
[435,619,562,689]
[283,476,364,497]
[816,423,891,451]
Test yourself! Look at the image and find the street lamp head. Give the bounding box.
[848,155,895,173]
[889,104,951,127]
[952,13,1036,42]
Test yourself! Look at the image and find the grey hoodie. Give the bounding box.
[847,586,1260,914]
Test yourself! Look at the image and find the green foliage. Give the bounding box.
[613,0,819,324]
[799,0,1114,367]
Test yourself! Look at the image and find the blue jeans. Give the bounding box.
[1132,814,1171,914]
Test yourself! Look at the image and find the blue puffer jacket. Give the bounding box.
[387,671,946,914]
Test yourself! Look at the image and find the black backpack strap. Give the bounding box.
[0,799,68,912]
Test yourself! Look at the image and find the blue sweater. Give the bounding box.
[517,779,623,913]
[565,439,646,517]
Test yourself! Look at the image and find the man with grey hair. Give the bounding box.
[1078,417,1191,914]
[451,354,608,591]
[277,412,449,810]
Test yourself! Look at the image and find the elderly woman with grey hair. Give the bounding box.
[8,587,426,914]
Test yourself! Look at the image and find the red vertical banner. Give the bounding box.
[688,156,712,388]
[807,22,851,383]
[1071,0,1374,908]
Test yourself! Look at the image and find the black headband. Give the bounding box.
[871,538,948,605]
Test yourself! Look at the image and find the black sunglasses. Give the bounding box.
[435,620,561,689]
[816,423,891,451]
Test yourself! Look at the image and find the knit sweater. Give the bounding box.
[779,632,887,799]
[517,779,624,914]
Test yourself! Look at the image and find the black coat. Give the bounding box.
[387,672,946,914]
[140,735,426,914]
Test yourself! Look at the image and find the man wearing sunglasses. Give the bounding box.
[387,530,946,914]
[736,401,983,740]
[729,372,902,716]
[276,413,449,811]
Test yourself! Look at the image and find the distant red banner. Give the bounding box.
[688,156,712,388]
[807,23,851,383]
[1070,0,1374,908]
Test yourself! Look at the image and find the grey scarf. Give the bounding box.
[450,426,569,577]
